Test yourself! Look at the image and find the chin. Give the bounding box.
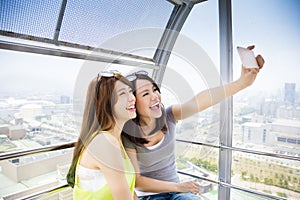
[131,114,137,119]
[153,112,162,119]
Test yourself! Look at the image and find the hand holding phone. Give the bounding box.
[237,46,259,68]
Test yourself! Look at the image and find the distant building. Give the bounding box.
[241,122,275,145]
[284,82,296,105]
[0,150,72,182]
[277,105,300,119]
[272,118,300,148]
[8,125,26,140]
[0,124,10,136]
[60,95,70,104]
[241,118,300,148]
[20,104,43,120]
[14,113,23,125]
[260,98,278,117]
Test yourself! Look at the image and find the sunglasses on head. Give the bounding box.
[95,70,121,94]
[96,69,121,82]
[98,70,121,78]
[126,70,149,81]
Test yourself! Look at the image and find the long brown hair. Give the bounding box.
[122,74,167,146]
[67,73,132,187]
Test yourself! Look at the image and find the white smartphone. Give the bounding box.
[237,46,259,68]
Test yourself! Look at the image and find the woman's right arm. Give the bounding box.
[125,147,200,194]
[88,134,134,200]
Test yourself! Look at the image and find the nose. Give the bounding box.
[129,92,136,102]
[151,91,159,100]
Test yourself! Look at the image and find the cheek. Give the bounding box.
[136,98,147,112]
[158,93,162,102]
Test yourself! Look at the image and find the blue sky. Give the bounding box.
[0,0,299,96]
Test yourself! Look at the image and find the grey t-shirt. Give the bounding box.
[122,106,180,183]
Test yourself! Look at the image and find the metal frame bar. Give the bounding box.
[1,139,294,200]
[176,139,300,161]
[0,39,158,69]
[152,1,195,85]
[0,1,297,199]
[53,0,68,45]
[3,182,70,200]
[177,171,287,200]
[0,31,155,63]
[218,0,233,199]
[0,142,75,161]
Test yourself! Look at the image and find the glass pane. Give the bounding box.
[0,149,73,198]
[0,48,155,198]
[181,0,219,67]
[176,142,219,183]
[0,0,62,38]
[232,151,300,199]
[59,0,174,57]
[0,50,80,150]
[167,0,220,144]
[232,1,300,199]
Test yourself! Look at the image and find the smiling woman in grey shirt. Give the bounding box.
[122,51,264,199]
[122,106,180,197]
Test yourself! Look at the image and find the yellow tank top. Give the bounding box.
[73,134,135,200]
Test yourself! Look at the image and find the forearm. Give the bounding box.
[135,175,179,193]
[212,79,245,104]
[176,80,245,120]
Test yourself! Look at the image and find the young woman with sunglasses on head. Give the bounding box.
[122,46,265,200]
[67,70,138,200]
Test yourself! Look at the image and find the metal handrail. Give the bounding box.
[3,182,70,200]
[0,139,294,200]
[176,138,300,161]
[177,170,287,200]
[0,141,76,161]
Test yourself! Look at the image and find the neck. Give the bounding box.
[139,116,156,135]
[108,121,125,141]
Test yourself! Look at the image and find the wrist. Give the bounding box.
[172,182,180,192]
[235,78,248,90]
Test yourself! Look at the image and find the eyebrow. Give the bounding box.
[136,85,156,95]
[117,86,130,93]
[136,88,149,95]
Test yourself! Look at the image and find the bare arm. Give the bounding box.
[125,147,199,194]
[87,134,134,200]
[173,45,265,121]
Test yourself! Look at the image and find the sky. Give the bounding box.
[0,0,299,98]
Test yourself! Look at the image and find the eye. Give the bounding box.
[142,92,149,97]
[119,92,125,96]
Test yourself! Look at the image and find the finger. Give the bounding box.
[251,69,258,75]
[247,45,255,50]
[256,54,265,68]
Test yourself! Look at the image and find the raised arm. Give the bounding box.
[87,134,134,200]
[125,147,200,194]
[172,45,265,121]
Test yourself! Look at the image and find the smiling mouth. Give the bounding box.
[126,105,136,112]
[150,102,160,110]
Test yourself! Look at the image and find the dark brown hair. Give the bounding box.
[122,74,167,146]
